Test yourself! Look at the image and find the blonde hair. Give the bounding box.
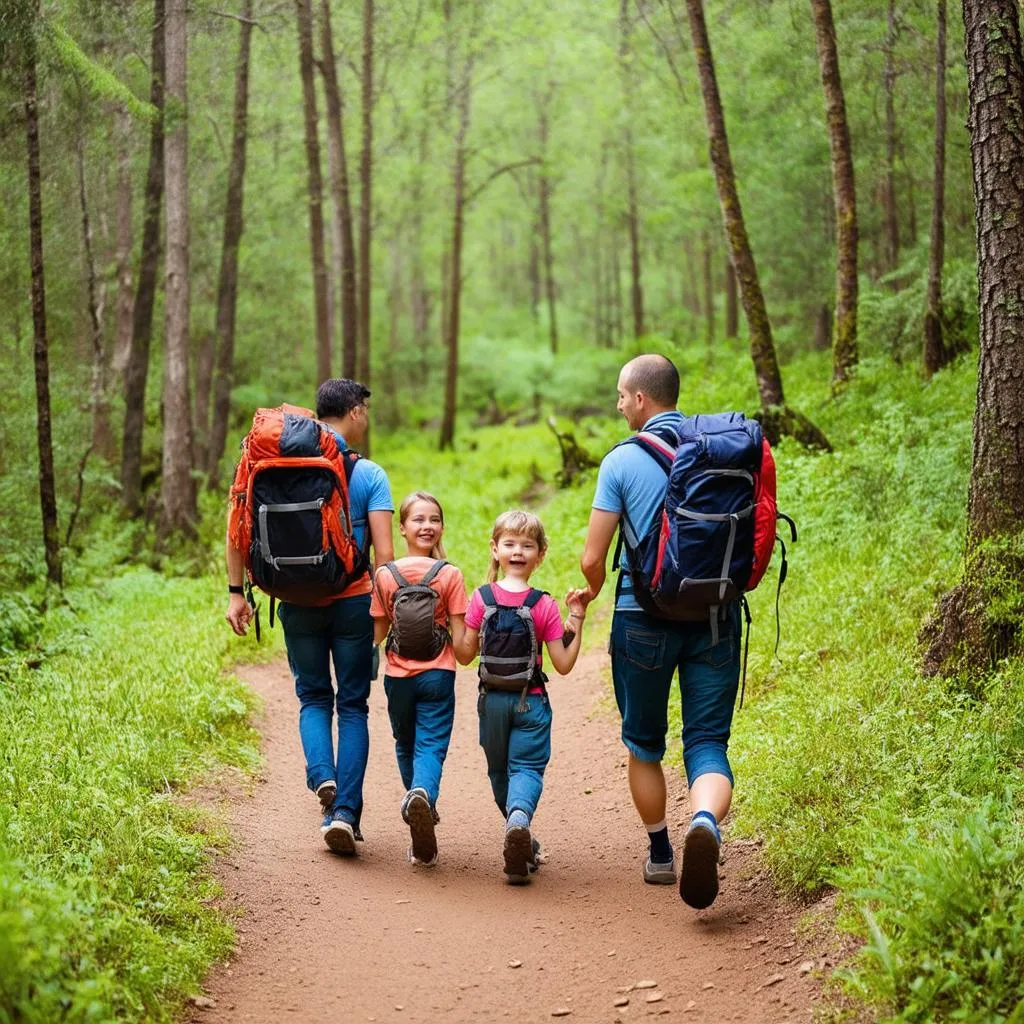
[488,509,548,582]
[398,491,447,559]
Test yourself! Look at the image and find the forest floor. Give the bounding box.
[190,650,837,1024]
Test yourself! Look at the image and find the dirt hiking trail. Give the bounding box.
[193,650,828,1023]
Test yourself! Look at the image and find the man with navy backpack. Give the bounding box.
[577,354,741,910]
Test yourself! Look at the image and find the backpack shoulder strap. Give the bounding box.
[627,429,677,475]
[385,561,410,588]
[420,559,448,587]
[479,583,497,607]
[522,588,547,609]
[341,449,362,484]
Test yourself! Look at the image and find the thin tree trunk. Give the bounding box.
[193,332,215,470]
[319,0,358,378]
[923,0,948,378]
[158,0,197,541]
[619,0,644,339]
[207,0,254,489]
[725,254,738,338]
[382,231,402,431]
[409,108,431,358]
[357,0,374,386]
[111,106,134,376]
[810,0,859,387]
[121,0,165,515]
[296,0,332,382]
[884,0,900,276]
[612,231,624,343]
[703,229,714,343]
[684,0,829,449]
[922,0,1024,674]
[538,102,558,354]
[440,55,472,452]
[25,35,62,586]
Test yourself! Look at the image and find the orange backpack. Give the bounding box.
[228,404,368,608]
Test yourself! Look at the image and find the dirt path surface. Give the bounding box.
[194,651,825,1023]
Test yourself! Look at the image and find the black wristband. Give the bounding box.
[228,584,244,595]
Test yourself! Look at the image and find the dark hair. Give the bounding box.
[316,378,371,420]
[621,354,680,407]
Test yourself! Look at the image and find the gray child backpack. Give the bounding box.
[381,560,452,662]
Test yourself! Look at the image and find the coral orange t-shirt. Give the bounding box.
[370,557,468,677]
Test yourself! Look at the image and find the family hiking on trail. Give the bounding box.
[224,353,789,909]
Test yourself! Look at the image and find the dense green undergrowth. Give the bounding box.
[4,332,1023,1022]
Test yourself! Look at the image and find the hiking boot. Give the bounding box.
[401,788,438,866]
[315,780,337,815]
[643,855,677,885]
[503,823,534,885]
[322,812,358,856]
[680,819,720,909]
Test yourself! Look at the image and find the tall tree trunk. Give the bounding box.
[922,0,1024,675]
[440,56,472,452]
[111,106,134,376]
[25,34,62,586]
[611,231,624,344]
[381,231,402,431]
[409,109,431,358]
[684,0,829,449]
[357,0,374,386]
[619,0,645,339]
[884,0,900,276]
[538,103,558,354]
[703,229,714,343]
[75,113,114,468]
[193,332,215,470]
[158,0,197,541]
[724,254,738,338]
[923,0,948,378]
[296,0,332,383]
[319,0,358,378]
[121,0,165,515]
[810,0,859,388]
[207,0,254,489]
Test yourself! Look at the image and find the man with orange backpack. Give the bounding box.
[225,379,394,854]
[576,354,791,910]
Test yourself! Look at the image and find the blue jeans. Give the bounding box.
[609,605,740,785]
[383,669,456,806]
[477,689,552,820]
[277,594,373,827]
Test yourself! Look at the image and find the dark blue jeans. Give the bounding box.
[609,605,740,785]
[383,669,456,806]
[478,689,552,820]
[277,594,373,827]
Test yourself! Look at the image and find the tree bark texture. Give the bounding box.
[357,0,374,386]
[111,106,135,375]
[158,0,197,541]
[923,0,948,378]
[810,0,859,387]
[207,0,254,489]
[620,0,645,340]
[121,0,165,515]
[319,0,358,378]
[538,102,558,354]
[25,38,62,587]
[884,0,900,275]
[724,254,738,338]
[440,56,471,452]
[703,229,714,343]
[296,0,332,383]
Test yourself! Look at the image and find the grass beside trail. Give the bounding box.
[0,571,266,1022]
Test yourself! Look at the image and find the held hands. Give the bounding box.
[226,592,253,636]
[561,588,588,646]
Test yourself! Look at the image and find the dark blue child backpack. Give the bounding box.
[477,585,548,710]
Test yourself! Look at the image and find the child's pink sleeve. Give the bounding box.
[464,588,484,630]
[535,595,565,643]
[444,567,469,617]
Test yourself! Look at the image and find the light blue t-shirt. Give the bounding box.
[592,410,684,612]
[330,430,393,551]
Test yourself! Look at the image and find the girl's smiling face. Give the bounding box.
[491,531,545,581]
[400,499,444,556]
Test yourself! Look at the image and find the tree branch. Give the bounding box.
[209,9,269,33]
[466,157,540,205]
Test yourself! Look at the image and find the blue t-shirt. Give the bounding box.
[592,410,684,612]
[330,430,393,551]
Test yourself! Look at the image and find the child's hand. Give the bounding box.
[565,588,588,620]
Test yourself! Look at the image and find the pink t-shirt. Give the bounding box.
[465,583,565,677]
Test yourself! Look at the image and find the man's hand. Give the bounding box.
[226,593,253,636]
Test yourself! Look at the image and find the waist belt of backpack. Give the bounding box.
[480,666,547,714]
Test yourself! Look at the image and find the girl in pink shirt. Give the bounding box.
[455,510,586,884]
[371,492,468,867]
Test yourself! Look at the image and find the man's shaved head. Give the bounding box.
[619,354,680,408]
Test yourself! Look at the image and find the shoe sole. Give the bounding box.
[680,826,720,909]
[503,825,533,884]
[316,784,337,815]
[643,860,677,885]
[323,823,357,856]
[406,794,438,865]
